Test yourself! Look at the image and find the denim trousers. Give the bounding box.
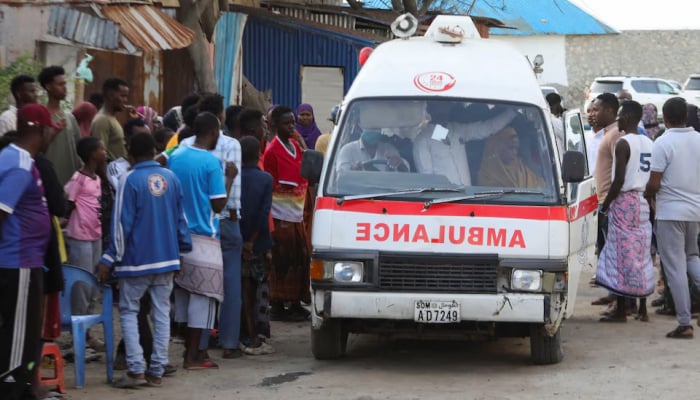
[118,272,174,377]
[200,219,243,350]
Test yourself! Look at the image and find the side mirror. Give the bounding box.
[301,150,324,185]
[562,150,585,183]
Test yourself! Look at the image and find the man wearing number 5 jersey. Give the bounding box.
[595,101,654,323]
[645,98,700,339]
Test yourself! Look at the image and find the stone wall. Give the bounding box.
[564,30,700,110]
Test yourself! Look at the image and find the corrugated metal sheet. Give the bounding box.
[242,16,375,109]
[101,5,195,51]
[48,6,120,49]
[360,0,618,35]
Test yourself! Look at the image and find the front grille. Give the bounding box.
[378,254,498,293]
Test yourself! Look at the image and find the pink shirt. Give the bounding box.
[65,171,102,241]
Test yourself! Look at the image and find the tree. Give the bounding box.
[177,0,228,93]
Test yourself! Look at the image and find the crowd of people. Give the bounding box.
[3,63,700,399]
[585,91,700,340]
[0,66,330,398]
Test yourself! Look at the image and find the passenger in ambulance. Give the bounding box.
[412,102,517,186]
[336,129,410,172]
[477,125,545,189]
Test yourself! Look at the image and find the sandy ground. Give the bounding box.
[59,266,700,400]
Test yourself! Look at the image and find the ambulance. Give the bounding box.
[301,15,596,365]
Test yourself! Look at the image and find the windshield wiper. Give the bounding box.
[337,187,463,205]
[423,189,546,209]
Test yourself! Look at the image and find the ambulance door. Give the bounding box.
[563,109,597,317]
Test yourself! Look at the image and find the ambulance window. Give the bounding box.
[325,99,559,204]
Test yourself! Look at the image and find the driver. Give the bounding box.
[336,129,409,173]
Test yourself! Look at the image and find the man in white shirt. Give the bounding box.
[412,105,516,186]
[106,119,150,191]
[336,129,408,173]
[645,97,700,339]
[0,75,38,136]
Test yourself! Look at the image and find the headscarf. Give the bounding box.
[72,101,98,137]
[295,103,322,149]
[478,127,545,189]
[162,106,183,132]
[642,103,660,139]
[137,106,158,132]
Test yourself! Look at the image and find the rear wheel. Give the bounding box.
[529,324,563,365]
[311,319,348,360]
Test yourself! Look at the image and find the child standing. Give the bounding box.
[239,136,274,355]
[65,136,107,350]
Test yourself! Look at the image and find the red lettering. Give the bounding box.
[431,225,445,243]
[449,226,465,244]
[487,228,507,247]
[373,223,390,241]
[508,229,526,248]
[393,224,411,242]
[412,224,429,243]
[356,223,370,241]
[468,227,484,245]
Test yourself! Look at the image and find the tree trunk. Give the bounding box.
[178,0,218,93]
[346,0,363,10]
[391,0,403,12]
[402,0,419,16]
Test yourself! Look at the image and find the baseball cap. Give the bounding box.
[17,103,62,130]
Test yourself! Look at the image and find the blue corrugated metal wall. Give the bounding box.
[215,12,246,107]
[242,16,376,108]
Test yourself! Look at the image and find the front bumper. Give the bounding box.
[314,290,547,323]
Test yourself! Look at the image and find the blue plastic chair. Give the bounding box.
[59,265,114,388]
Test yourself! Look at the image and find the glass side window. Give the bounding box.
[685,78,700,91]
[657,81,676,94]
[565,112,588,176]
[323,98,559,204]
[631,80,659,94]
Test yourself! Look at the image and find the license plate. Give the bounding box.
[414,300,461,323]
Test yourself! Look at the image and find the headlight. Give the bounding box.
[511,269,543,292]
[333,262,364,283]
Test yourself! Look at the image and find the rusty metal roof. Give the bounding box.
[101,5,194,51]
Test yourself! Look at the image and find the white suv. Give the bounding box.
[583,76,680,117]
[682,74,700,106]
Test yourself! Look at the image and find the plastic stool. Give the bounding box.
[40,342,66,394]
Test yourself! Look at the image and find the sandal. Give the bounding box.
[183,358,219,370]
[655,307,675,316]
[163,364,177,376]
[666,325,693,339]
[112,372,147,388]
[145,373,162,387]
[591,296,615,306]
[599,315,626,323]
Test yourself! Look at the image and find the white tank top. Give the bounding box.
[612,134,653,192]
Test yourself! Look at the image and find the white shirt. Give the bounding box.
[0,106,17,137]
[586,128,604,175]
[614,134,653,193]
[107,157,130,191]
[651,127,700,221]
[180,132,241,219]
[412,109,517,186]
[551,114,565,163]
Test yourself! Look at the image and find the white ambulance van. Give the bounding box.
[301,15,596,365]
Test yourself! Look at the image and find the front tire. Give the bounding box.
[311,319,348,360]
[529,324,563,365]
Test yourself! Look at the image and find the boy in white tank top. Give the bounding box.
[595,101,655,322]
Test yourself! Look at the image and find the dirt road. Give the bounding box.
[64,267,699,400]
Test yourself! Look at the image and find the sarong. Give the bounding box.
[595,191,655,297]
[269,219,311,303]
[175,234,224,302]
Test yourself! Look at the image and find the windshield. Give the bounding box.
[591,81,623,93]
[324,98,559,204]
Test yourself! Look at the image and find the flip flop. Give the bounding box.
[666,325,693,339]
[112,373,148,388]
[183,359,219,370]
[599,315,627,323]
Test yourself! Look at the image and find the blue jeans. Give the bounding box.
[200,219,243,350]
[118,272,174,377]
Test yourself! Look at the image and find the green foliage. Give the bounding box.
[0,54,44,112]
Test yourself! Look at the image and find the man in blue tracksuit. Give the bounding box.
[97,133,192,388]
